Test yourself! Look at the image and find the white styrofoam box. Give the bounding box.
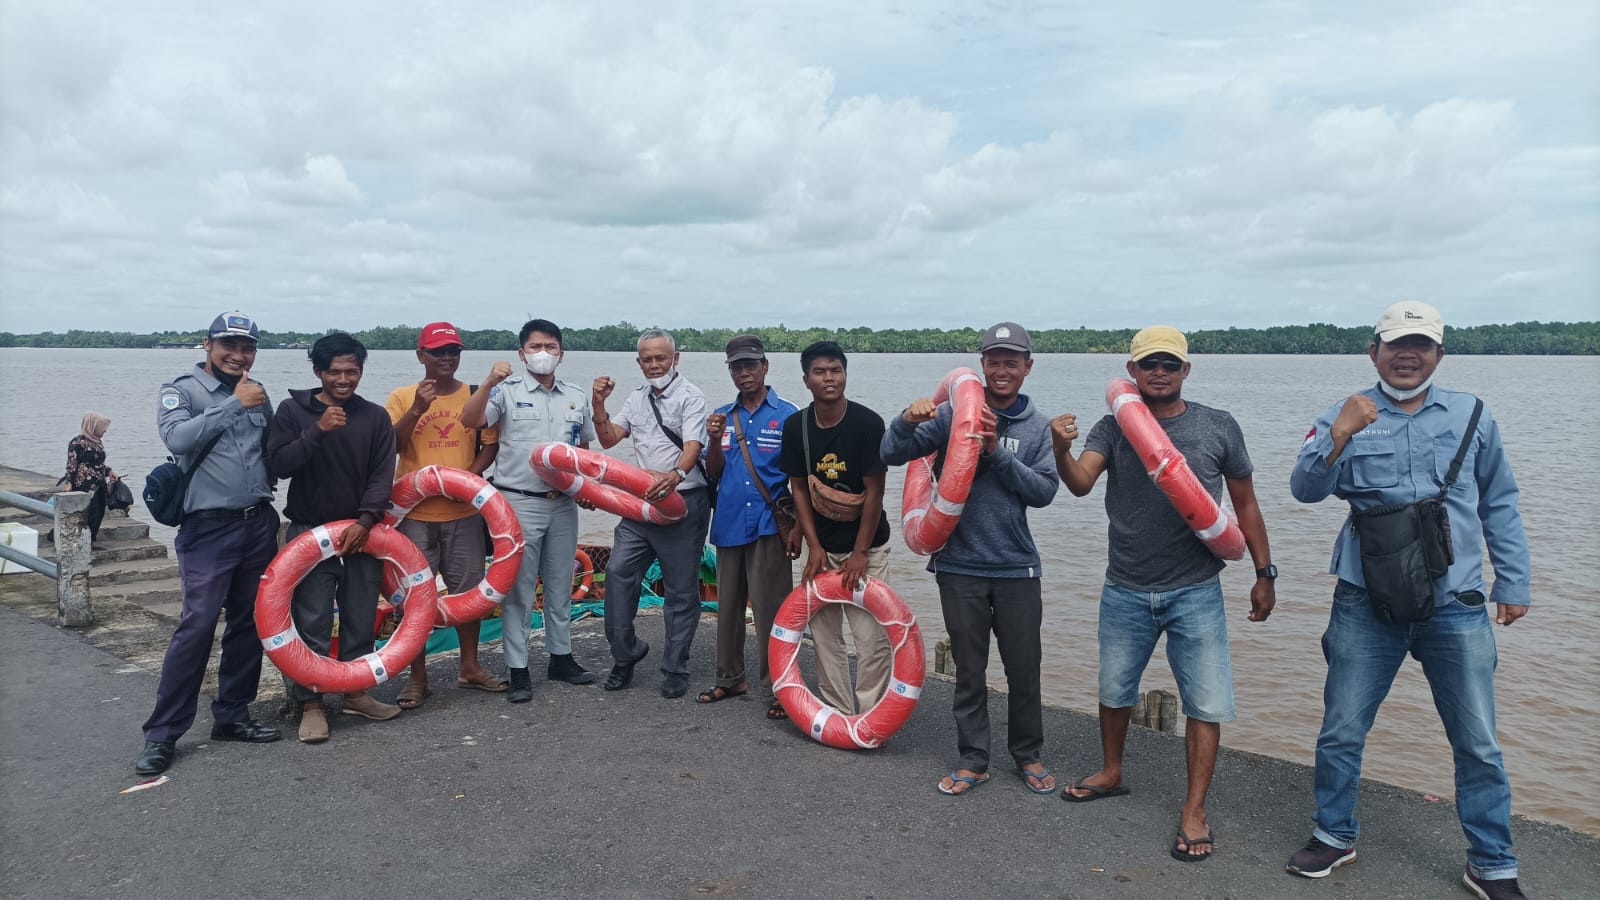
[0,523,40,575]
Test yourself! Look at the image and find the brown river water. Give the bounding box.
[3,347,1595,835]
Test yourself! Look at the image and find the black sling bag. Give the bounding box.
[1349,397,1482,624]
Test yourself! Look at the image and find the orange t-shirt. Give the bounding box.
[386,382,499,522]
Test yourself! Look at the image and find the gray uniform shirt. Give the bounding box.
[157,364,274,514]
[484,376,596,492]
[1084,399,1252,592]
[615,374,709,492]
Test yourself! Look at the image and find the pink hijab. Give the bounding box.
[79,412,110,448]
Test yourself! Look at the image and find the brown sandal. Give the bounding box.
[766,700,789,720]
[696,685,747,704]
[396,684,430,710]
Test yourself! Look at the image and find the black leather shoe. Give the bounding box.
[210,720,282,743]
[548,654,596,685]
[660,673,689,699]
[604,645,648,692]
[135,740,176,776]
[507,667,533,703]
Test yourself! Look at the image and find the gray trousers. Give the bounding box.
[936,572,1044,773]
[286,522,383,704]
[604,488,711,677]
[714,535,794,699]
[501,493,581,667]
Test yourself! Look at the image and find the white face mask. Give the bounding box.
[523,351,560,376]
[1379,374,1433,402]
[646,368,677,391]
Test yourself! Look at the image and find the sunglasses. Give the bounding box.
[423,346,463,357]
[1136,358,1184,373]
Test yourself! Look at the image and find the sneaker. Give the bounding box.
[341,692,401,720]
[1463,871,1527,900]
[1286,837,1357,878]
[298,704,329,743]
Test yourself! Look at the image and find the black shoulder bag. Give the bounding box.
[647,393,715,509]
[1350,398,1482,624]
[143,430,226,527]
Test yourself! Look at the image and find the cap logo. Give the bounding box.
[1404,311,1423,320]
[994,327,1011,339]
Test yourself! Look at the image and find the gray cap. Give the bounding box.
[724,334,766,363]
[208,311,260,342]
[980,322,1030,353]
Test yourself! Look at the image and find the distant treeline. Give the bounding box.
[2,320,1597,355]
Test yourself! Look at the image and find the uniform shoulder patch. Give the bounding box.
[160,389,183,410]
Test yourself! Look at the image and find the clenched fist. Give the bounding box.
[1331,395,1379,442]
[318,406,347,433]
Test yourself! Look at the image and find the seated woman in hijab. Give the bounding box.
[60,412,119,546]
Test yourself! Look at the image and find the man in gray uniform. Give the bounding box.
[137,311,281,776]
[462,318,598,703]
[591,329,712,699]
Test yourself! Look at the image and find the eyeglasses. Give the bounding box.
[423,346,462,357]
[1136,358,1184,373]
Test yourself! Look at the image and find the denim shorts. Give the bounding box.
[1097,576,1236,723]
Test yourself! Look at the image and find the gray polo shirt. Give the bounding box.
[615,374,709,492]
[157,364,274,514]
[484,376,596,492]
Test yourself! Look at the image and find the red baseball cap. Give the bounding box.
[418,322,463,350]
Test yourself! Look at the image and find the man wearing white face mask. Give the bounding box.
[591,328,712,699]
[463,318,598,702]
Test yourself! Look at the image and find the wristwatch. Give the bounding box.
[673,467,690,480]
[1255,565,1278,580]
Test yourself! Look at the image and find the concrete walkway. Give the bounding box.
[1,599,1595,899]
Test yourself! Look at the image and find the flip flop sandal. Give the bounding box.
[1017,767,1056,795]
[1171,828,1215,862]
[937,771,990,796]
[696,686,748,704]
[766,701,789,720]
[1061,778,1131,803]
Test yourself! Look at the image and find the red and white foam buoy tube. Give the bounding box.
[257,520,438,694]
[572,548,596,600]
[1106,379,1246,560]
[768,572,926,750]
[529,442,687,525]
[380,465,524,626]
[901,367,986,556]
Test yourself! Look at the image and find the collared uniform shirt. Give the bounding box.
[1291,385,1531,606]
[484,376,596,493]
[615,374,709,492]
[705,388,799,547]
[158,364,274,514]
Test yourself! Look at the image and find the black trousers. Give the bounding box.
[936,572,1044,773]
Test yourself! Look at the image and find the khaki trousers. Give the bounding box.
[811,544,892,714]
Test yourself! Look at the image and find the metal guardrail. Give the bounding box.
[0,488,93,627]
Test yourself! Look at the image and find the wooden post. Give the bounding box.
[934,639,952,676]
[52,491,93,627]
[1132,688,1178,733]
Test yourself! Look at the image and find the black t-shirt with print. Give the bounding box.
[779,400,891,554]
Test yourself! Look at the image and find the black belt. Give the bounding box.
[188,501,271,521]
[498,485,566,500]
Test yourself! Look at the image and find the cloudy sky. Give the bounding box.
[1,0,1596,334]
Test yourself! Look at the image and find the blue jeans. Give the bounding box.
[1097,576,1235,723]
[1312,580,1516,880]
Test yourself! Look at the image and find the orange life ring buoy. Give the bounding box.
[572,548,596,600]
[768,572,925,750]
[1106,379,1246,560]
[257,521,439,694]
[529,442,687,525]
[901,367,986,555]
[381,466,526,626]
